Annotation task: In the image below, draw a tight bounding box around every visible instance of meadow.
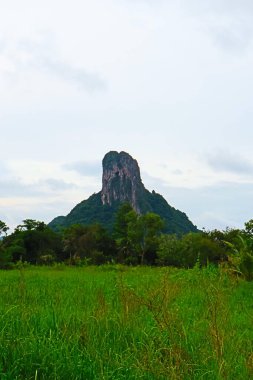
[0,265,253,379]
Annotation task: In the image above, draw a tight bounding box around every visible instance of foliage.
[224,235,253,281]
[63,223,116,265]
[157,232,227,268]
[114,204,164,264]
[113,202,134,260]
[180,232,227,267]
[0,242,12,269]
[48,188,198,235]
[157,234,182,266]
[0,221,11,268]
[15,219,47,232]
[4,219,63,264]
[202,220,253,281]
[2,216,253,274]
[48,193,123,232]
[0,220,9,237]
[127,212,165,264]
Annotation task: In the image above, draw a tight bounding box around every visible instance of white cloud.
[206,150,253,175]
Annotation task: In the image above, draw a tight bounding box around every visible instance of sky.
[1,0,253,231]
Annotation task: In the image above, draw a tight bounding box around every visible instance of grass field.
[0,265,253,379]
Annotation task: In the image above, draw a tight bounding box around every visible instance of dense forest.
[1,204,253,281]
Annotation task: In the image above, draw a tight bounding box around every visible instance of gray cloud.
[0,162,11,177]
[181,0,253,15]
[63,160,102,177]
[179,0,253,53]
[0,40,5,53]
[0,179,44,197]
[162,181,253,230]
[0,199,77,231]
[0,178,77,198]
[144,177,253,230]
[35,58,106,92]
[3,37,107,92]
[206,151,253,175]
[142,172,168,191]
[129,0,253,15]
[210,24,252,53]
[142,169,253,230]
[44,179,77,191]
[125,0,253,52]
[172,169,183,176]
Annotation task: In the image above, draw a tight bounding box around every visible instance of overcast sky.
[1,0,253,231]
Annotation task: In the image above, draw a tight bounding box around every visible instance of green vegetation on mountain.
[49,190,197,234]
[49,193,119,232]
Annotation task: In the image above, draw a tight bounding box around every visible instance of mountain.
[49,151,198,234]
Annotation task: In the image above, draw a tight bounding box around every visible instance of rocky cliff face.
[101,151,145,213]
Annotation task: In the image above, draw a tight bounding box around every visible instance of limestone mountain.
[101,151,145,213]
[49,151,198,234]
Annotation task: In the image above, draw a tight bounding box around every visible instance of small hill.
[49,151,198,234]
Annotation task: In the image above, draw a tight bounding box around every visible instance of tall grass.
[0,265,252,379]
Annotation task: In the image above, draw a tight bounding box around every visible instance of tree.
[5,220,62,264]
[113,203,137,262]
[114,205,164,264]
[0,220,9,237]
[157,234,181,266]
[0,221,11,268]
[224,234,253,281]
[244,219,253,236]
[63,223,116,264]
[179,232,227,268]
[128,212,164,265]
[62,224,87,263]
[15,219,46,232]
[0,242,12,269]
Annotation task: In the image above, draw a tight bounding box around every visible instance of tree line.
[1,204,253,280]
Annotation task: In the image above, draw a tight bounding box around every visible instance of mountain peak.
[101,151,144,212]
